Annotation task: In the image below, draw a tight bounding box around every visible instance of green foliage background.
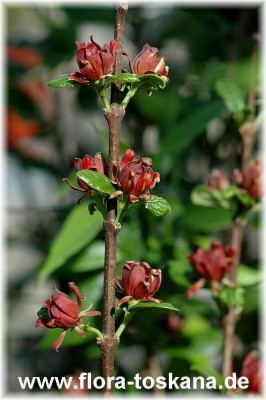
[7,4,260,395]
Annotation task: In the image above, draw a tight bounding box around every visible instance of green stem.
[121,86,138,109]
[98,88,111,112]
[115,309,133,338]
[80,324,103,340]
[115,199,131,226]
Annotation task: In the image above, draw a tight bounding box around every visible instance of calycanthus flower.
[111,149,160,203]
[69,36,118,84]
[186,242,236,298]
[125,44,169,82]
[36,282,101,352]
[240,350,262,393]
[234,159,262,200]
[63,152,108,203]
[116,261,163,307]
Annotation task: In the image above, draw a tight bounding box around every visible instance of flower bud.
[63,152,108,203]
[36,282,101,352]
[69,36,118,83]
[234,159,262,200]
[189,242,235,282]
[125,44,169,81]
[116,261,163,307]
[240,351,261,393]
[111,149,160,203]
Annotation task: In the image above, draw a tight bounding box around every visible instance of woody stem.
[222,34,259,380]
[99,3,128,397]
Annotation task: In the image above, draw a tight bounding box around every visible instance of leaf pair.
[76,169,171,218]
[48,73,166,92]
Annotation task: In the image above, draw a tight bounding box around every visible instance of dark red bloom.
[69,36,118,83]
[63,152,108,203]
[240,351,262,393]
[116,261,162,307]
[125,44,169,81]
[189,242,235,282]
[234,159,262,200]
[186,242,236,298]
[36,282,101,352]
[111,149,160,203]
[207,169,230,191]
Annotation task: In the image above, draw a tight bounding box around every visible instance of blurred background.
[6,3,261,395]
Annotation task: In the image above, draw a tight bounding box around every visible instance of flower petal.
[52,330,67,352]
[115,296,132,308]
[120,149,135,169]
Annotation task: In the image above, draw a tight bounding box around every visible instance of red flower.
[240,351,261,393]
[63,152,108,203]
[186,242,236,298]
[116,261,162,307]
[234,159,262,200]
[207,169,230,191]
[36,282,101,352]
[111,149,160,203]
[69,36,118,83]
[125,44,169,81]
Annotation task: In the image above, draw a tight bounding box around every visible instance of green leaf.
[38,205,103,283]
[191,185,230,208]
[77,170,115,195]
[236,192,256,207]
[156,100,225,167]
[37,306,49,320]
[68,241,105,273]
[181,204,234,232]
[137,73,167,90]
[222,184,239,199]
[48,74,78,88]
[237,264,261,287]
[104,73,140,87]
[217,287,245,312]
[215,80,245,115]
[144,195,171,217]
[128,301,179,313]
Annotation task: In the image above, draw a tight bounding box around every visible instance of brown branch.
[222,217,244,378]
[99,3,128,396]
[222,34,259,379]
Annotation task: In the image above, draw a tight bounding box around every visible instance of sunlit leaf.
[237,264,261,287]
[137,73,167,90]
[77,170,115,195]
[128,301,179,313]
[215,80,245,115]
[144,195,171,217]
[104,73,140,87]
[48,74,78,88]
[217,287,245,313]
[191,185,230,208]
